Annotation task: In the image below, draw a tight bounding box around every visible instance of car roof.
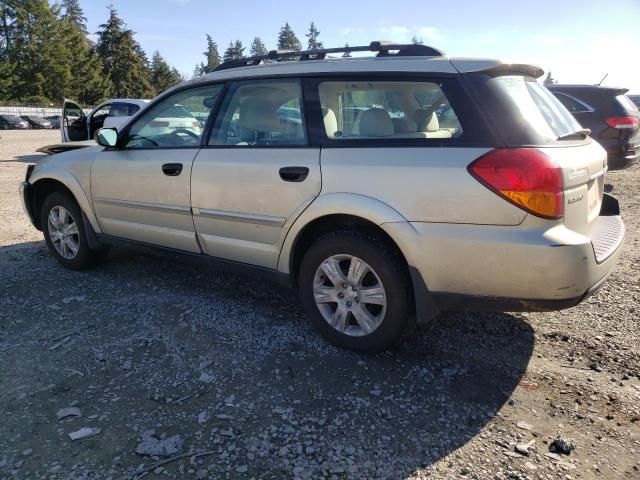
[548,84,629,94]
[176,55,538,87]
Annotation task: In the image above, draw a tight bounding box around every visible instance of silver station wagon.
[21,42,625,352]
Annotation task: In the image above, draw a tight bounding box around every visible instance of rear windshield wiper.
[557,128,591,140]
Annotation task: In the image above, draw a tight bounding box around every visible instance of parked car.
[548,85,640,169]
[20,115,52,129]
[46,115,62,129]
[0,114,29,129]
[61,98,150,143]
[20,42,625,352]
[628,95,640,108]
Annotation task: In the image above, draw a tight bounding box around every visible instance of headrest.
[358,108,394,137]
[322,107,338,138]
[392,116,418,134]
[413,109,440,132]
[239,97,281,132]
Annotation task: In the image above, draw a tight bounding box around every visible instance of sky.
[78,0,640,93]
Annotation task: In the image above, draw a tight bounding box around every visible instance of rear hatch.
[464,71,606,236]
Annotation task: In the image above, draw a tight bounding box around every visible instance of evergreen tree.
[342,42,352,58]
[59,14,110,105]
[9,0,72,103]
[204,34,220,70]
[0,55,14,101]
[192,61,206,78]
[150,50,182,95]
[223,39,244,62]
[543,71,556,85]
[305,22,322,50]
[250,36,267,56]
[0,0,16,57]
[411,36,423,45]
[95,6,152,98]
[61,0,88,34]
[277,22,301,51]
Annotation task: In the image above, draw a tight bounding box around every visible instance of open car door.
[62,99,88,142]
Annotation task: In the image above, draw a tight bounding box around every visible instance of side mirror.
[95,128,118,147]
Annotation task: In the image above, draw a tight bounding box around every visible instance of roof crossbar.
[210,41,445,72]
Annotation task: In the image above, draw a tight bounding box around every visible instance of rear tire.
[298,229,412,353]
[41,192,109,270]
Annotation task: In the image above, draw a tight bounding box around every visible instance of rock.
[122,360,132,370]
[135,430,183,457]
[516,421,533,431]
[369,389,382,396]
[197,411,209,424]
[21,448,33,457]
[57,407,82,420]
[549,436,575,455]
[279,446,289,456]
[196,468,208,479]
[68,427,101,441]
[589,362,603,372]
[199,373,214,384]
[515,440,535,456]
[236,465,248,473]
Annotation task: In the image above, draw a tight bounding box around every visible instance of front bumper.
[384,194,625,319]
[20,181,38,228]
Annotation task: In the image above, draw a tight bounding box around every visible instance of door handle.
[279,166,309,182]
[162,163,183,176]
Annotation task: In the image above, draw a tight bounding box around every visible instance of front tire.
[298,230,412,353]
[41,192,108,270]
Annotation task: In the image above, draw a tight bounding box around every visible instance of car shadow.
[0,153,47,163]
[0,242,534,478]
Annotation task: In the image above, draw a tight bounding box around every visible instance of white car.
[61,98,150,143]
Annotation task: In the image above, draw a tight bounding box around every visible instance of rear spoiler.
[482,64,545,79]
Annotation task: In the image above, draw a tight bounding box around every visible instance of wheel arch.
[29,173,100,233]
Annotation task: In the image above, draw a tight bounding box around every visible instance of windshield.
[493,76,582,140]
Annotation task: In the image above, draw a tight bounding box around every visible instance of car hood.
[36,140,96,155]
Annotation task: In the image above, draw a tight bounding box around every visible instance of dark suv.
[548,85,640,170]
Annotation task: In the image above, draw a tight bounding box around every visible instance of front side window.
[211,79,306,146]
[109,102,131,117]
[318,80,463,140]
[125,84,223,148]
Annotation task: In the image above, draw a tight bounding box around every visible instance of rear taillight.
[606,116,639,129]
[468,148,564,219]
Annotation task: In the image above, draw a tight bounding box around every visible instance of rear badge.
[568,194,584,204]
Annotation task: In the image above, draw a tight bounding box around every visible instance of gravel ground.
[0,130,638,480]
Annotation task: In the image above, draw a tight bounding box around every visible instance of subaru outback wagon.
[21,42,625,352]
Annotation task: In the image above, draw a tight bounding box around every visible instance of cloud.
[340,26,365,35]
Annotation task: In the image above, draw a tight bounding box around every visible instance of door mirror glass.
[95,128,118,147]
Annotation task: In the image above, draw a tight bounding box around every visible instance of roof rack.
[210,41,445,72]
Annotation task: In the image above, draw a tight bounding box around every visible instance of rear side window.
[553,92,592,113]
[494,76,581,140]
[318,81,462,140]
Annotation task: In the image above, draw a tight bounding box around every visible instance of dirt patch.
[1,131,639,479]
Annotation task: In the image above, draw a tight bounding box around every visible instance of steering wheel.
[170,128,200,142]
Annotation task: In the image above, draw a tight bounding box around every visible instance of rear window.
[493,76,581,140]
[616,94,639,113]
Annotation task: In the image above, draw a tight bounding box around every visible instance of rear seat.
[355,108,452,139]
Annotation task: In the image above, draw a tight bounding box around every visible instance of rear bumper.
[384,194,625,320]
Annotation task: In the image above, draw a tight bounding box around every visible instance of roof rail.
[209,41,445,73]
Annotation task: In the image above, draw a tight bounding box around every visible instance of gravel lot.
[0,130,638,480]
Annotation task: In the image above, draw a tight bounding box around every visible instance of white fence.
[0,105,92,117]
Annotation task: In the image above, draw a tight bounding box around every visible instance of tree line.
[0,0,330,106]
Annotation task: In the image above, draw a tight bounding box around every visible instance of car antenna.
[597,73,608,86]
